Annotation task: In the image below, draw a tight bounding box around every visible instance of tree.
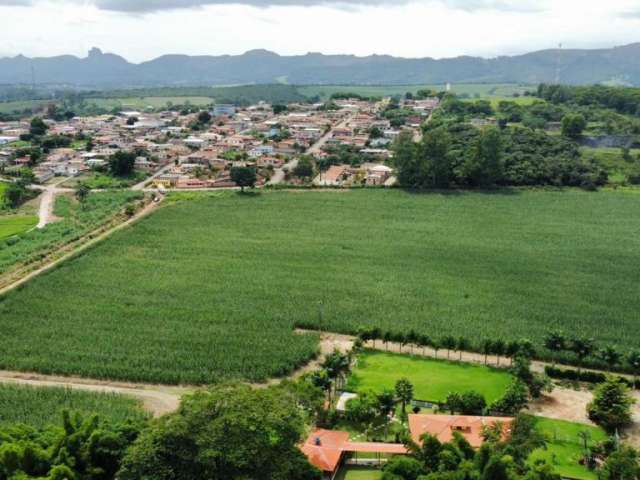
[587,378,635,433]
[493,339,506,366]
[392,131,420,188]
[119,384,321,480]
[292,157,314,179]
[442,335,456,360]
[4,182,27,208]
[377,389,396,417]
[30,117,48,136]
[570,337,596,374]
[598,346,622,372]
[75,184,90,207]
[197,111,212,125]
[108,151,136,177]
[627,350,640,384]
[126,116,138,126]
[598,446,640,480]
[490,380,529,414]
[482,339,494,365]
[505,341,520,366]
[395,378,414,416]
[230,166,257,192]
[382,455,423,480]
[464,127,503,187]
[419,127,452,188]
[383,331,393,351]
[447,391,487,415]
[561,113,587,140]
[86,137,94,152]
[273,104,288,115]
[445,392,464,414]
[345,389,380,424]
[457,337,471,361]
[543,331,566,367]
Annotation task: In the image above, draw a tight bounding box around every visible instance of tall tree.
[395,378,414,416]
[543,331,566,367]
[230,166,257,192]
[464,127,504,187]
[419,126,452,188]
[570,337,595,374]
[587,378,635,433]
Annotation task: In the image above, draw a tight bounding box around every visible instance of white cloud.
[0,0,638,62]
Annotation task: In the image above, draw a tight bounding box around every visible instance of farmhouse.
[408,414,514,448]
[302,415,511,478]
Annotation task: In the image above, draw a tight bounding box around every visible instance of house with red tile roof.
[408,414,513,448]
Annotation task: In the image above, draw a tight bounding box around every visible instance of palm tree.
[493,339,506,366]
[578,430,592,459]
[395,378,414,417]
[482,339,493,365]
[417,334,430,356]
[383,331,393,351]
[457,337,470,361]
[627,350,640,385]
[505,341,520,366]
[570,337,595,374]
[394,332,407,353]
[432,338,441,359]
[598,345,621,373]
[370,327,382,349]
[442,335,456,360]
[543,331,566,367]
[406,329,419,354]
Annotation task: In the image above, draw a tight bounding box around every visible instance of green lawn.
[0,215,38,240]
[335,466,383,480]
[0,384,148,428]
[529,417,607,480]
[0,189,639,384]
[346,350,512,403]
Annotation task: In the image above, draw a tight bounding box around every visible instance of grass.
[346,350,512,403]
[0,191,142,275]
[298,83,534,100]
[86,96,213,110]
[529,417,607,480]
[0,99,48,114]
[580,147,640,184]
[335,466,383,480]
[63,172,148,189]
[0,189,639,383]
[0,383,148,428]
[0,215,38,240]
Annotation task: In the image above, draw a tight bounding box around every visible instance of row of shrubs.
[544,366,640,389]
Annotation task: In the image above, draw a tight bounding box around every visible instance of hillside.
[2,44,640,88]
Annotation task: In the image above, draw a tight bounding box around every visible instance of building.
[408,415,514,449]
[213,104,236,116]
[301,429,408,480]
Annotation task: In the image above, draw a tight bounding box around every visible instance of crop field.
[86,96,214,110]
[529,417,606,480]
[0,189,639,384]
[0,190,142,275]
[299,83,534,100]
[0,384,148,428]
[346,350,512,403]
[0,215,38,240]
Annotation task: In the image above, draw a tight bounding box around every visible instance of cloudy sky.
[1,0,639,61]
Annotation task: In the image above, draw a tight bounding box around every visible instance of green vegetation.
[529,417,607,480]
[0,190,142,275]
[0,214,38,240]
[0,384,148,428]
[581,147,640,184]
[335,466,382,480]
[346,350,511,403]
[299,83,533,100]
[86,96,214,110]
[0,189,639,383]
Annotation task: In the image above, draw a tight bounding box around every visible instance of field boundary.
[0,197,160,296]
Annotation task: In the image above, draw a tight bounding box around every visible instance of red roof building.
[408,414,513,448]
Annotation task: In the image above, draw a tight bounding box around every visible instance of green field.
[0,189,639,384]
[335,466,382,480]
[0,384,148,428]
[0,99,48,114]
[299,83,533,100]
[0,191,142,275]
[86,96,214,110]
[346,350,511,403]
[0,215,38,240]
[581,147,640,184]
[529,417,607,480]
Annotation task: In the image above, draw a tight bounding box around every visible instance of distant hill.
[1,44,640,88]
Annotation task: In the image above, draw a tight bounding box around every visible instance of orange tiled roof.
[408,415,513,449]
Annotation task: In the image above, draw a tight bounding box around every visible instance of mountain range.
[1,44,640,88]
